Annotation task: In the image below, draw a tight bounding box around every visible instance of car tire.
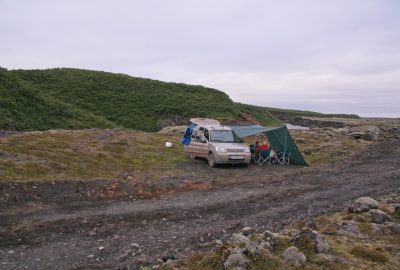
[208,153,216,167]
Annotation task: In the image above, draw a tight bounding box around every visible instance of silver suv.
[183,118,251,167]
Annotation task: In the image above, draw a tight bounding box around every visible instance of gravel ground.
[0,140,399,270]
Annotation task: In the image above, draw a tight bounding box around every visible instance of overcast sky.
[1,0,399,117]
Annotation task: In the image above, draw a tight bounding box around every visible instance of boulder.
[383,222,400,234]
[370,223,384,235]
[258,241,272,251]
[369,209,393,224]
[336,220,364,238]
[244,242,270,259]
[348,197,379,213]
[241,227,254,236]
[280,228,300,237]
[362,131,378,141]
[303,148,313,155]
[282,246,306,266]
[296,138,305,143]
[291,228,329,253]
[263,231,284,249]
[230,233,250,246]
[214,239,223,245]
[349,132,363,139]
[223,252,248,270]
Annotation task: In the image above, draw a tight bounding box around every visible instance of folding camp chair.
[277,151,291,165]
[282,151,291,165]
[268,149,282,165]
[254,149,269,165]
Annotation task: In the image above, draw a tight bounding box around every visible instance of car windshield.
[210,130,235,143]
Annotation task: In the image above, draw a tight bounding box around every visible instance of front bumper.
[213,152,251,164]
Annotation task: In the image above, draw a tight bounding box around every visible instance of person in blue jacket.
[181,123,196,145]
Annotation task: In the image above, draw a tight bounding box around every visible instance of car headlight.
[244,148,250,153]
[215,147,226,152]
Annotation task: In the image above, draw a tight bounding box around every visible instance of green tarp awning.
[229,125,308,166]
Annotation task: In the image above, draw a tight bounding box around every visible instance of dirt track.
[1,140,400,270]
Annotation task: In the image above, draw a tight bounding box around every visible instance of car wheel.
[208,153,216,167]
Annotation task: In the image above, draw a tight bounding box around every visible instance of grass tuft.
[350,245,388,263]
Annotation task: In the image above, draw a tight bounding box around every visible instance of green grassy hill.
[0,67,358,132]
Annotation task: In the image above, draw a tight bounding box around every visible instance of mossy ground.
[0,129,186,182]
[290,128,371,166]
[0,123,376,182]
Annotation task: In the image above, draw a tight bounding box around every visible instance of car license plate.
[229,155,244,160]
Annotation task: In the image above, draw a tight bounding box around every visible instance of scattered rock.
[303,148,313,155]
[282,246,306,266]
[230,233,250,246]
[215,239,223,245]
[130,254,152,265]
[263,230,285,250]
[281,228,300,237]
[369,209,393,224]
[161,254,176,262]
[291,228,329,253]
[337,220,364,238]
[244,242,270,259]
[350,132,362,139]
[223,252,248,270]
[348,197,379,213]
[362,131,378,141]
[349,132,363,139]
[304,217,317,230]
[296,138,305,143]
[370,223,384,235]
[241,227,254,236]
[383,222,400,234]
[258,241,272,251]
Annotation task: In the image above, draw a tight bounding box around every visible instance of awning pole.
[283,126,287,164]
[284,126,287,153]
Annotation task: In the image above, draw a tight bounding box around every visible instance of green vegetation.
[1,67,358,132]
[350,245,388,263]
[0,129,186,181]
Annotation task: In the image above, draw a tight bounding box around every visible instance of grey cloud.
[1,0,399,117]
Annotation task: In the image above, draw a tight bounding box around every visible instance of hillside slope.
[1,68,358,131]
[0,68,116,131]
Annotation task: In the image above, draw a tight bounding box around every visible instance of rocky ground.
[0,118,399,270]
[171,195,400,270]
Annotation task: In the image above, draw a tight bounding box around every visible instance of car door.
[184,127,197,157]
[198,128,210,158]
[185,128,208,158]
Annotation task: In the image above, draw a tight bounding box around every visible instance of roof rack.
[190,118,220,126]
